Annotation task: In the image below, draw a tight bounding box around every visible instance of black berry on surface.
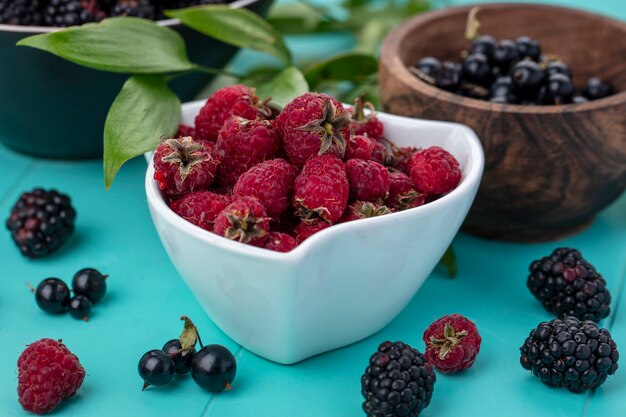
[6,188,76,258]
[191,344,237,392]
[515,36,541,61]
[72,268,107,304]
[68,295,91,321]
[361,341,435,417]
[582,77,614,100]
[527,247,611,322]
[34,278,70,314]
[520,317,619,393]
[163,339,196,374]
[139,350,175,390]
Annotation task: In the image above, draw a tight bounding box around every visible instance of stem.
[26,282,35,293]
[196,329,204,349]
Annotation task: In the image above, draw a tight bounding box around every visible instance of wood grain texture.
[380,3,626,241]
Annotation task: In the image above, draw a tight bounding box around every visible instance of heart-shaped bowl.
[145,100,484,364]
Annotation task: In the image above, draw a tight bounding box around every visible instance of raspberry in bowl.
[145,95,484,364]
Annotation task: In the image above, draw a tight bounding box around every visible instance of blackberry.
[462,53,492,86]
[527,248,611,322]
[0,0,44,25]
[6,188,77,258]
[43,0,98,27]
[361,341,435,417]
[111,0,156,19]
[582,77,614,101]
[520,317,619,393]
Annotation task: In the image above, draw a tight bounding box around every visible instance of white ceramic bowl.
[145,100,484,364]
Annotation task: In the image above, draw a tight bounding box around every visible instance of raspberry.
[387,146,417,174]
[264,231,297,252]
[292,155,349,224]
[408,146,461,196]
[520,317,619,393]
[17,338,85,414]
[340,201,391,223]
[194,85,271,142]
[361,341,435,417]
[345,134,376,160]
[345,159,390,202]
[349,95,384,141]
[176,124,195,138]
[6,188,77,258]
[527,248,611,322]
[277,93,351,167]
[384,171,425,211]
[213,196,271,246]
[169,191,232,231]
[215,117,280,186]
[233,159,297,219]
[294,219,331,244]
[422,314,482,374]
[153,137,219,197]
[370,141,388,164]
[0,0,44,25]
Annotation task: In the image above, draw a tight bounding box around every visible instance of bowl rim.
[380,2,626,114]
[0,0,260,33]
[145,100,485,263]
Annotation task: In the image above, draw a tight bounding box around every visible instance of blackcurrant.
[471,35,497,61]
[573,95,589,104]
[72,268,107,304]
[68,295,91,321]
[35,278,70,314]
[191,344,237,393]
[493,39,518,72]
[511,60,544,98]
[414,57,441,77]
[541,73,574,105]
[583,77,614,100]
[163,339,196,375]
[139,350,175,389]
[515,36,541,61]
[462,53,492,86]
[435,61,462,91]
[489,76,518,104]
[545,61,572,78]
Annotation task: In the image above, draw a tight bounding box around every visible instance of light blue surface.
[0,1,625,416]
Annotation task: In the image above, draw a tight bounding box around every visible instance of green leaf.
[166,6,292,65]
[255,67,309,109]
[304,52,378,88]
[267,3,322,34]
[104,75,180,189]
[18,17,193,74]
[438,246,457,278]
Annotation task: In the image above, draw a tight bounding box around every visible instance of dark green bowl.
[0,0,273,159]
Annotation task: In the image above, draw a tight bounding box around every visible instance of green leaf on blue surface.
[104,75,180,189]
[166,6,292,65]
[17,17,194,74]
[304,52,378,88]
[439,246,457,278]
[255,67,309,109]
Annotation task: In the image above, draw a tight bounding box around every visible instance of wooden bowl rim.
[0,0,260,33]
[381,2,626,114]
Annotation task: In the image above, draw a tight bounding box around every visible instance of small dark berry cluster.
[527,247,611,322]
[155,87,462,252]
[6,188,76,258]
[31,268,107,321]
[412,34,615,105]
[138,316,237,393]
[520,317,619,393]
[0,0,230,26]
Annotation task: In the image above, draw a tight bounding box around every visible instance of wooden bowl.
[0,0,272,159]
[379,3,626,242]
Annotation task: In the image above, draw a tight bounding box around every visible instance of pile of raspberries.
[0,0,231,26]
[154,85,462,253]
